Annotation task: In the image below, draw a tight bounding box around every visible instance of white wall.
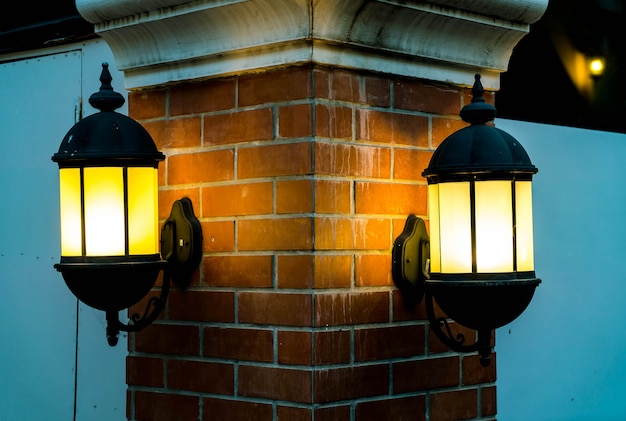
[496,119,626,420]
[0,39,127,421]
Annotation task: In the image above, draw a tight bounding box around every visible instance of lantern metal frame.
[392,74,541,366]
[52,63,202,346]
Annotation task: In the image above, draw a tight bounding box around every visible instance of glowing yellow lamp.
[423,77,538,284]
[392,74,540,365]
[59,166,159,257]
[52,63,203,347]
[427,179,535,276]
[52,63,166,314]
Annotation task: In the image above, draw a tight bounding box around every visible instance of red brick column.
[125,64,497,421]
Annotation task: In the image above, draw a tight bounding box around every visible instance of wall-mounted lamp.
[52,63,202,346]
[588,56,606,77]
[392,74,541,366]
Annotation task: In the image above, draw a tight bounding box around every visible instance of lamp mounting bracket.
[161,197,203,287]
[392,214,430,305]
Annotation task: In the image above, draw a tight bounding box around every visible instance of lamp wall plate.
[161,197,203,287]
[392,215,430,305]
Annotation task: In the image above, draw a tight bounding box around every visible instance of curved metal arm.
[105,269,171,346]
[425,291,493,366]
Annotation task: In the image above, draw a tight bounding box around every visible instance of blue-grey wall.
[497,119,626,420]
[0,39,127,421]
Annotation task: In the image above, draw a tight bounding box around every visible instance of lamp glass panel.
[515,181,535,271]
[475,180,513,272]
[59,168,82,256]
[438,182,472,273]
[127,167,159,255]
[83,167,125,256]
[428,184,441,273]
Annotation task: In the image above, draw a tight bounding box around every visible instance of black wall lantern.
[392,74,541,366]
[52,63,202,346]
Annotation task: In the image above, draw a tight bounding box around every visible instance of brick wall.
[125,64,497,421]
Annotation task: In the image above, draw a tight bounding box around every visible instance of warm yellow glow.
[438,182,472,273]
[589,57,605,76]
[59,168,82,256]
[550,32,594,99]
[127,167,159,254]
[428,185,441,273]
[515,181,535,271]
[475,181,513,272]
[84,167,125,256]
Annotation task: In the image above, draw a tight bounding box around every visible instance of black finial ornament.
[88,63,125,112]
[459,74,497,125]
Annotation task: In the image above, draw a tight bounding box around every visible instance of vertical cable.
[72,299,79,421]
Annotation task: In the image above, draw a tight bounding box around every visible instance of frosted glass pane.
[438,182,472,273]
[475,180,513,272]
[127,167,159,255]
[84,167,125,256]
[59,168,82,256]
[428,184,441,273]
[515,181,534,271]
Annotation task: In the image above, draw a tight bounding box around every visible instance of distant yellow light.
[589,57,605,76]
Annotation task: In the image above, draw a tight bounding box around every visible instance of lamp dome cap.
[422,74,537,181]
[52,63,164,167]
[52,112,164,166]
[422,124,537,180]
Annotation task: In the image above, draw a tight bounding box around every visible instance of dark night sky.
[497,0,626,133]
[0,1,93,55]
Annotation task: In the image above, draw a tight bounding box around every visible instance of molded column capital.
[76,0,548,89]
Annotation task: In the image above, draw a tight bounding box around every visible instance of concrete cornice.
[76,0,548,90]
